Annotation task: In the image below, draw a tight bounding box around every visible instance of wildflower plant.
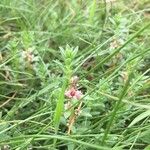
[53,45,81,133]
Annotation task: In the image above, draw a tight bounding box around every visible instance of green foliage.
[0,0,150,149]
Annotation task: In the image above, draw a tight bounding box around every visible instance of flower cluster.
[65,87,82,100]
[65,76,83,100]
[64,76,83,134]
[21,47,39,64]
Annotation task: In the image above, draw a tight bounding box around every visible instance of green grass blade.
[128,110,150,127]
[89,0,96,24]
[53,79,67,131]
[101,72,133,145]
[0,134,111,150]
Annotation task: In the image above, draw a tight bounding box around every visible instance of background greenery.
[0,0,150,149]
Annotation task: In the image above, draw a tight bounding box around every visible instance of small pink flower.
[65,87,83,100]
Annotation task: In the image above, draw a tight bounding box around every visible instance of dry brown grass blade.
[0,92,17,108]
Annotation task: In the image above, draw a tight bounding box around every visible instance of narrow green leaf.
[101,72,133,145]
[53,79,67,131]
[0,134,111,150]
[89,0,96,24]
[128,110,150,127]
[144,145,150,150]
